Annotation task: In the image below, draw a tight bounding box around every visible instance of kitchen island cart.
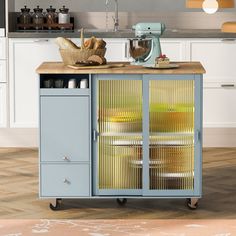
[36,62,205,210]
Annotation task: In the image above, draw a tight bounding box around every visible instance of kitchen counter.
[36,62,206,75]
[8,29,236,39]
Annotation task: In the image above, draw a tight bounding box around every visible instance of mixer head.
[132,22,166,37]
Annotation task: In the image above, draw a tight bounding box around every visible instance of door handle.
[125,42,130,58]
[93,129,99,142]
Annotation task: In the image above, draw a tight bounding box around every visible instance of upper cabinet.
[9,38,61,128]
[190,39,236,82]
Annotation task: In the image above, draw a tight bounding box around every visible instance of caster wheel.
[49,198,62,211]
[116,198,127,206]
[186,198,199,210]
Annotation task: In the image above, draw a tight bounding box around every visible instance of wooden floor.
[0,148,235,219]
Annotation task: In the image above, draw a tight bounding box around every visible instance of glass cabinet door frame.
[142,74,203,198]
[92,74,143,196]
[92,74,203,198]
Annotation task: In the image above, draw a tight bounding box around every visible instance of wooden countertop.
[36,62,206,75]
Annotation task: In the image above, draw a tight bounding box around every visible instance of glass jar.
[58,5,70,29]
[19,6,31,29]
[32,6,44,30]
[46,6,57,29]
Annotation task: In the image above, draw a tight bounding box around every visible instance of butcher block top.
[36,62,206,75]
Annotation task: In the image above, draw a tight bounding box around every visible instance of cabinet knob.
[63,178,70,184]
[63,156,70,161]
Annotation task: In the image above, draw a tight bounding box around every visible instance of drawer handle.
[63,178,71,184]
[63,156,71,161]
[33,39,49,43]
[221,39,236,42]
[221,84,235,88]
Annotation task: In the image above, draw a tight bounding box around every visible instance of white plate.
[144,64,180,69]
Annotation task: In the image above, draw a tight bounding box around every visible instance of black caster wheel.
[116,198,127,206]
[186,198,199,210]
[49,198,62,211]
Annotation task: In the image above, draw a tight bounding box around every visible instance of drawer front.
[41,164,90,197]
[203,84,236,127]
[0,38,6,59]
[40,96,90,162]
[0,60,6,82]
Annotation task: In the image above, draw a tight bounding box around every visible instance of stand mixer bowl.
[129,38,152,62]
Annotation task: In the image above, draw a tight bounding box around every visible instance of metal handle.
[63,156,71,161]
[93,130,99,142]
[196,130,201,142]
[33,39,49,43]
[125,42,130,58]
[221,38,236,42]
[221,84,235,88]
[63,178,70,184]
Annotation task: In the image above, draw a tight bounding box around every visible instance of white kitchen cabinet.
[0,60,6,82]
[0,38,6,59]
[0,83,7,127]
[190,39,236,128]
[161,39,189,61]
[9,38,61,128]
[104,38,130,62]
[203,82,236,128]
[190,39,236,82]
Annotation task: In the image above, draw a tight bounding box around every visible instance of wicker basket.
[59,48,106,65]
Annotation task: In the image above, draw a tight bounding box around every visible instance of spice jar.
[32,6,44,30]
[46,6,57,29]
[58,6,70,29]
[19,6,31,29]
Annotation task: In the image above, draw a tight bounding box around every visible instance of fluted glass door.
[149,80,195,191]
[97,79,143,194]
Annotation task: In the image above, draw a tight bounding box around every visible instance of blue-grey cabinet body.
[39,73,203,203]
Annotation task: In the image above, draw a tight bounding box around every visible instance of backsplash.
[14,0,236,12]
[66,12,236,30]
[10,0,236,30]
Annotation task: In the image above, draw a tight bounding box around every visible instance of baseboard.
[0,128,236,148]
[0,128,38,147]
[203,128,236,147]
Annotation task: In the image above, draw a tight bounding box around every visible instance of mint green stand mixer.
[129,23,166,65]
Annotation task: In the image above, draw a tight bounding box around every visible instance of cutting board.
[221,22,236,33]
[67,63,125,70]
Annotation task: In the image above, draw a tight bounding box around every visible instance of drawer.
[0,60,6,82]
[0,38,6,59]
[40,164,90,197]
[40,96,90,162]
[203,83,236,127]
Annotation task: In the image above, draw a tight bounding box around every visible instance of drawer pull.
[221,39,236,42]
[63,156,71,161]
[63,178,70,184]
[221,84,235,88]
[33,39,49,43]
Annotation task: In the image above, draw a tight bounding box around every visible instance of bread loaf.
[87,55,107,65]
[84,37,97,49]
[93,39,106,49]
[56,37,79,50]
